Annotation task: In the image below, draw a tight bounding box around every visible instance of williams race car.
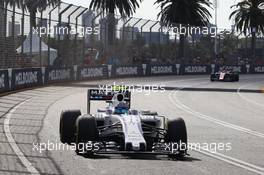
[59,88,188,158]
[210,70,239,82]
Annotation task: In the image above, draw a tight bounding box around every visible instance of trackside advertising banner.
[146,65,176,76]
[11,68,42,90]
[77,66,108,80]
[214,65,247,74]
[0,70,9,92]
[180,65,211,75]
[45,67,74,83]
[111,65,143,77]
[250,65,264,74]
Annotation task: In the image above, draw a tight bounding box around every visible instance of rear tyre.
[224,75,231,82]
[210,75,215,82]
[165,118,187,158]
[235,75,239,82]
[60,110,81,144]
[75,115,99,155]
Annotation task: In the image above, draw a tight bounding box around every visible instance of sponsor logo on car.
[219,72,226,80]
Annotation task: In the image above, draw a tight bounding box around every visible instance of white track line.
[192,146,264,175]
[168,83,264,174]
[237,82,264,109]
[169,87,264,138]
[4,99,40,175]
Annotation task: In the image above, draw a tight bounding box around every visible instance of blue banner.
[45,67,74,83]
[180,65,211,75]
[77,66,108,80]
[0,70,9,93]
[11,68,42,90]
[146,65,176,76]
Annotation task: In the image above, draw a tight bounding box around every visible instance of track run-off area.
[0,74,264,175]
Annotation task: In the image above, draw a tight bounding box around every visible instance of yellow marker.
[112,85,128,91]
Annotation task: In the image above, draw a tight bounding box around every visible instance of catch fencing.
[1,1,264,69]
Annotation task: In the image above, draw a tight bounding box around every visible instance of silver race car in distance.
[59,88,188,158]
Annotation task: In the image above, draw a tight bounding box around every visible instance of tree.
[0,0,23,37]
[229,0,264,64]
[1,0,60,29]
[0,0,22,9]
[89,0,142,45]
[221,32,238,62]
[24,0,60,27]
[155,0,212,61]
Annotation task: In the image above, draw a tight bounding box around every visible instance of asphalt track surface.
[0,75,264,175]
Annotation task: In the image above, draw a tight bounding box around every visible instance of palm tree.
[0,0,22,10]
[229,0,264,64]
[24,0,60,27]
[89,0,142,45]
[0,0,59,39]
[22,0,59,66]
[0,0,22,37]
[155,0,212,62]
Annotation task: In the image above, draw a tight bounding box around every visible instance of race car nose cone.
[125,142,146,151]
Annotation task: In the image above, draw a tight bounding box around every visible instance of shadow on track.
[78,153,201,162]
[55,83,264,94]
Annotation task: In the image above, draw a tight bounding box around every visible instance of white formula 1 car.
[211,69,239,82]
[59,88,188,158]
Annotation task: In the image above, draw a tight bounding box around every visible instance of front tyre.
[235,75,239,82]
[60,110,81,144]
[165,118,187,158]
[210,74,215,82]
[75,115,99,155]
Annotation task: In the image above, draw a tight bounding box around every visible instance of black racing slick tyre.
[60,110,81,144]
[224,75,231,82]
[75,115,99,155]
[165,118,187,143]
[165,118,187,157]
[210,75,215,82]
[235,75,239,82]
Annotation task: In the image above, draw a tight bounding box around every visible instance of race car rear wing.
[87,89,131,113]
